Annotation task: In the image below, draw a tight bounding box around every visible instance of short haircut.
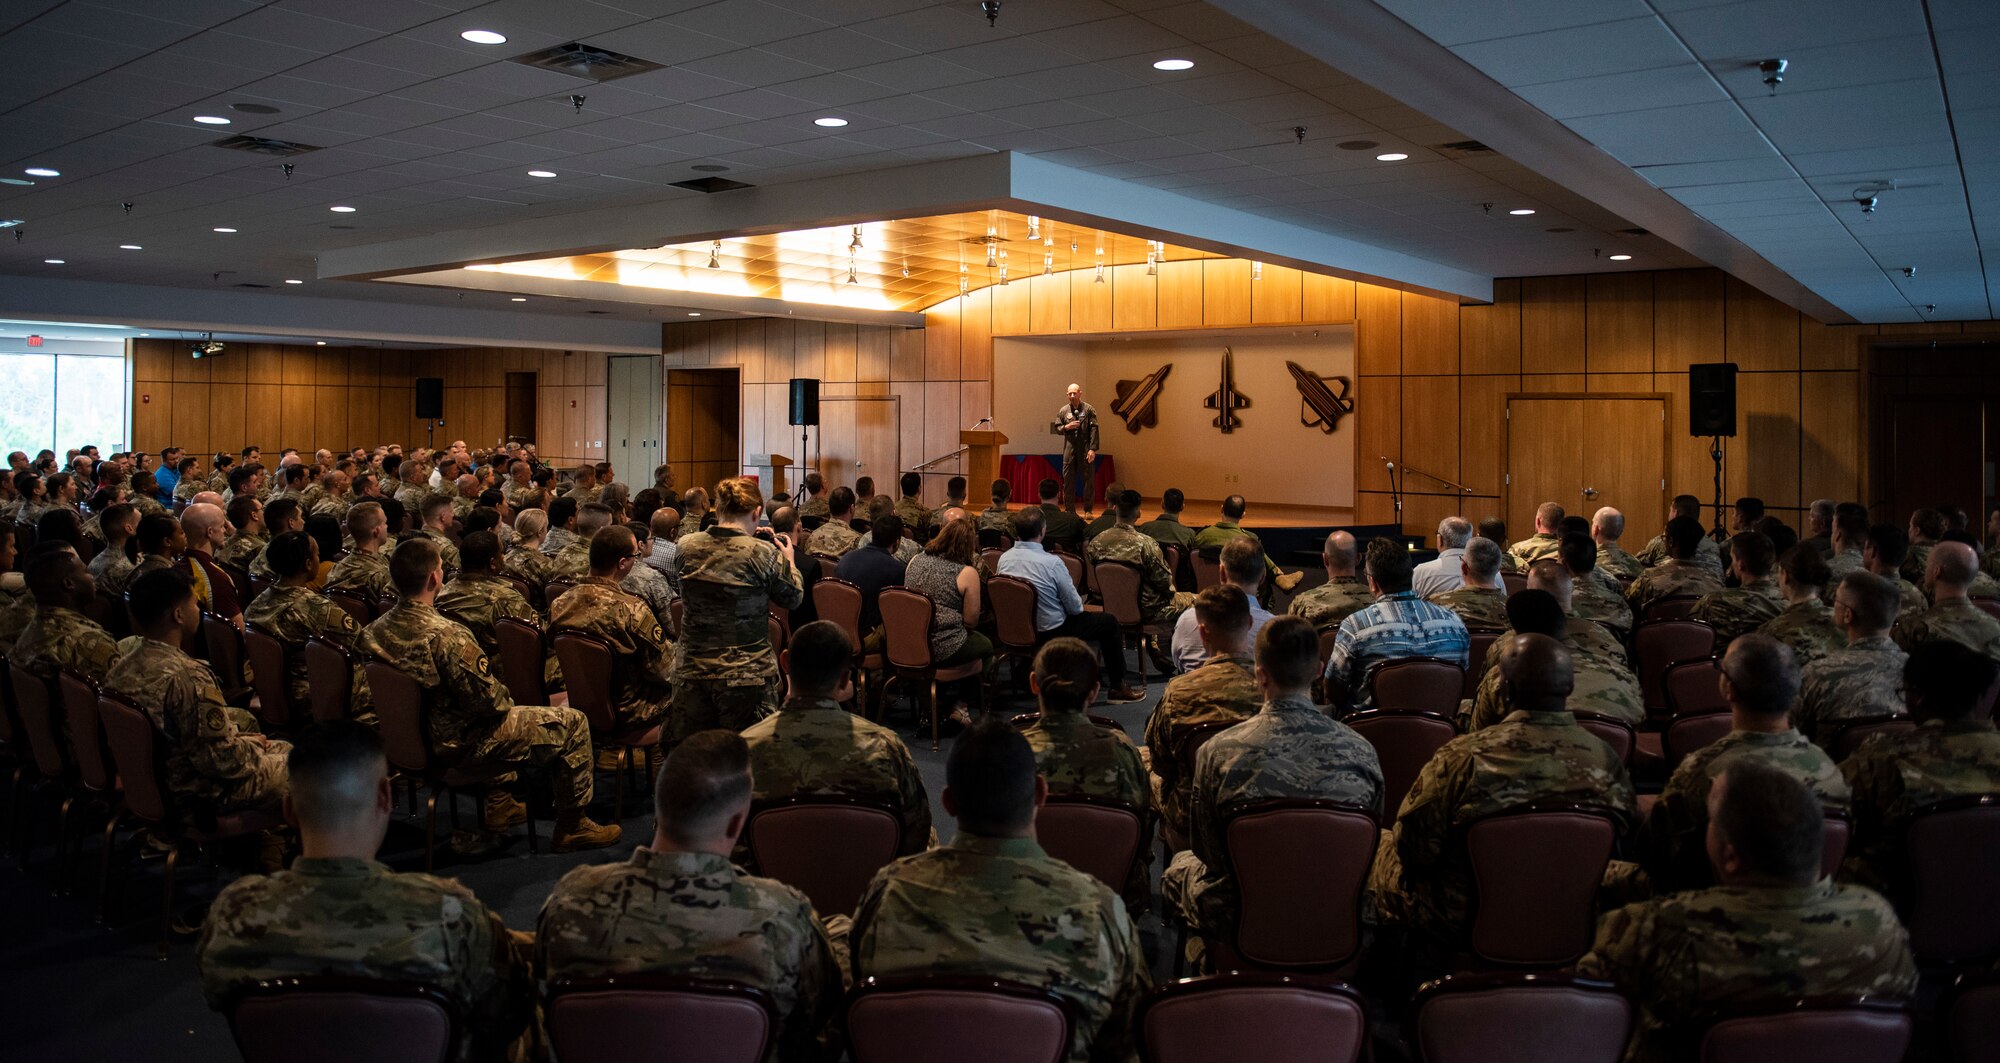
[946,475,966,499]
[347,500,385,540]
[768,506,796,534]
[1464,536,1503,580]
[1593,508,1626,539]
[589,525,636,573]
[788,620,854,696]
[1557,533,1597,575]
[128,568,194,628]
[1911,507,1944,541]
[646,508,675,540]
[459,530,501,572]
[828,486,855,516]
[1735,497,1765,522]
[1720,633,1798,718]
[576,501,615,535]
[1756,516,1798,558]
[1032,637,1100,711]
[265,530,313,579]
[803,471,824,494]
[24,549,84,606]
[1505,588,1565,636]
[1778,544,1830,590]
[1711,759,1822,885]
[1670,494,1701,520]
[1934,542,1979,587]
[870,513,903,549]
[1162,487,1184,513]
[1011,504,1046,542]
[899,472,921,496]
[1324,531,1357,570]
[547,495,579,529]
[945,718,1039,835]
[1037,477,1059,502]
[389,536,443,594]
[1115,489,1141,522]
[1729,531,1776,577]
[263,497,301,530]
[990,478,1010,504]
[1837,571,1899,632]
[1221,536,1265,584]
[225,494,260,530]
[1906,640,1999,721]
[137,513,180,553]
[654,730,752,846]
[1364,536,1413,592]
[1221,494,1247,520]
[1193,583,1252,635]
[464,506,500,536]
[1558,515,1592,539]
[854,476,874,498]
[1665,516,1706,559]
[1835,507,1870,545]
[99,502,136,538]
[416,494,451,523]
[286,720,387,827]
[1436,517,1473,550]
[1256,614,1321,689]
[306,515,343,562]
[1535,501,1565,528]
[1865,523,1907,566]
[1477,517,1507,544]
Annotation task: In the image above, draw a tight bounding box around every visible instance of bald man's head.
[182,502,226,547]
[1526,557,1573,612]
[1929,540,1978,592]
[1500,632,1573,711]
[191,490,224,509]
[1323,530,1357,575]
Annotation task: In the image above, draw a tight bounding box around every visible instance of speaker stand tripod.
[1708,435,1725,540]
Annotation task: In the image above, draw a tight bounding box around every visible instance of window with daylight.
[0,339,129,457]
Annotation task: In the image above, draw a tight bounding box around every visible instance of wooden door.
[1888,397,1982,528]
[666,368,740,494]
[1506,393,1667,541]
[816,396,899,493]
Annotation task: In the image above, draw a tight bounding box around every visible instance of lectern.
[961,430,1008,507]
[751,453,793,498]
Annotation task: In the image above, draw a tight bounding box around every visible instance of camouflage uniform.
[1889,575,1927,621]
[1823,550,1867,597]
[1086,523,1194,624]
[0,579,36,645]
[547,539,591,583]
[11,605,117,683]
[501,545,559,607]
[311,493,353,523]
[297,483,325,515]
[797,495,830,521]
[79,511,106,548]
[1507,532,1562,569]
[132,495,166,519]
[1624,559,1723,617]
[354,601,593,811]
[852,833,1151,1063]
[1571,570,1634,637]
[1839,718,2000,902]
[172,477,203,503]
[537,847,840,1063]
[550,577,674,730]
[1023,707,1153,910]
[1462,648,1643,729]
[243,585,370,718]
[741,694,932,856]
[540,527,579,557]
[1289,576,1374,633]
[1163,697,1383,942]
[393,481,428,517]
[1900,542,1934,586]
[669,527,804,743]
[1426,586,1510,632]
[198,857,530,1063]
[1144,653,1258,842]
[1577,880,1917,1063]
[1891,595,2000,663]
[1596,543,1643,581]
[1636,531,1723,577]
[87,547,136,598]
[892,496,928,539]
[1689,578,1784,646]
[414,529,461,581]
[1645,728,1849,891]
[621,559,674,621]
[1757,598,1846,668]
[891,536,921,564]
[975,505,1012,537]
[1190,518,1280,580]
[102,637,289,817]
[806,520,862,558]
[1474,617,1629,679]
[1370,709,1636,940]
[434,572,537,657]
[1792,635,1906,742]
[323,547,393,603]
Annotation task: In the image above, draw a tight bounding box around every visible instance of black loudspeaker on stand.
[1688,362,1737,539]
[788,377,819,503]
[415,377,444,448]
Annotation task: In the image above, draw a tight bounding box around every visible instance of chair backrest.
[1346,710,1456,822]
[1175,719,1240,784]
[546,976,774,1063]
[1191,547,1222,590]
[1663,710,1735,769]
[1161,543,1184,585]
[1904,793,2000,962]
[14,520,35,553]
[1463,630,1502,700]
[1055,550,1086,596]
[493,617,547,705]
[878,587,937,672]
[545,578,578,605]
[248,572,273,605]
[57,668,113,792]
[364,660,431,774]
[1222,800,1378,969]
[1034,795,1144,897]
[242,624,298,731]
[1572,712,1636,764]
[1368,657,1465,715]
[847,976,1071,1063]
[1943,972,2000,1063]
[812,578,865,647]
[986,575,1041,652]
[495,571,536,608]
[219,562,253,603]
[303,637,355,724]
[668,596,685,641]
[228,977,458,1063]
[8,662,70,777]
[327,591,372,626]
[98,690,171,825]
[1633,621,1716,716]
[1139,975,1368,1063]
[1973,598,2000,622]
[1412,973,1633,1063]
[89,589,129,638]
[1465,804,1621,966]
[1094,561,1144,626]
[1644,594,1705,622]
[978,546,1004,573]
[745,796,902,916]
[1825,715,1916,761]
[1500,570,1529,597]
[550,631,617,732]
[201,613,248,690]
[1822,810,1851,882]
[1663,656,1727,718]
[1699,1000,1911,1063]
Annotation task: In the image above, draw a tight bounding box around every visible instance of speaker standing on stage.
[1051,383,1100,514]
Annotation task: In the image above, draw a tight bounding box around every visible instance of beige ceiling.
[465,208,1223,313]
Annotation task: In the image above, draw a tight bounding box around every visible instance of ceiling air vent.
[670,176,753,193]
[512,42,664,82]
[233,283,270,289]
[211,134,321,156]
[1432,140,1493,158]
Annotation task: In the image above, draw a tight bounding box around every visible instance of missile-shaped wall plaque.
[1285,360,1355,433]
[1111,363,1172,434]
[1204,347,1250,434]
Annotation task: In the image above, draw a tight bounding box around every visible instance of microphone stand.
[1380,456,1403,534]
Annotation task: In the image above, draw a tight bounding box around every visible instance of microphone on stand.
[1380,455,1395,470]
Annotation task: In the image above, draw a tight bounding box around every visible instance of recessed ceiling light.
[1508,208,1536,216]
[1375,153,1408,162]
[460,29,506,44]
[284,278,303,284]
[193,115,231,125]
[329,205,356,213]
[24,167,59,177]
[510,297,527,302]
[687,312,702,317]
[232,103,280,115]
[213,227,237,233]
[0,178,32,186]
[1153,58,1194,71]
[1335,140,1379,151]
[315,340,326,346]
[526,170,557,178]
[813,116,848,127]
[119,244,142,250]
[1608,254,1633,261]
[43,259,63,264]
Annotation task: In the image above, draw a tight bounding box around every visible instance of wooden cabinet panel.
[1111,264,1156,331]
[1303,273,1356,321]
[1250,263,1303,324]
[1521,275,1587,374]
[1157,259,1204,330]
[1460,278,1521,375]
[1402,292,1459,375]
[1357,282,1402,375]
[1586,272,1654,373]
[1203,259,1251,327]
[1071,266,1113,332]
[1029,272,1069,333]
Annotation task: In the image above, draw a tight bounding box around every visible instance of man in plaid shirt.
[1324,537,1469,713]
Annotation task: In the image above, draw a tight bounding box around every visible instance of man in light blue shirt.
[997,506,1144,703]
[1412,516,1503,600]
[1326,538,1470,714]
[1169,537,1272,674]
[154,446,184,505]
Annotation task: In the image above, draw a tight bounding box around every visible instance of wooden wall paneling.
[991,279,1031,336]
[208,388,246,457]
[1733,371,1803,508]
[584,385,608,457]
[894,325,932,382]
[1402,375,1460,482]
[1401,292,1459,375]
[1071,265,1113,331]
[1030,272,1069,333]
[1250,263,1303,324]
[1653,269,1725,377]
[1585,272,1654,373]
[207,346,247,385]
[1203,259,1252,327]
[245,344,283,386]
[1801,372,1860,505]
[1458,376,1514,497]
[1156,259,1204,330]
[1588,373,1652,392]
[281,345,316,387]
[315,348,349,388]
[961,379,992,434]
[1111,263,1157,331]
[1403,494,1468,548]
[922,380,961,491]
[244,384,282,453]
[134,339,174,382]
[926,296,963,380]
[168,382,210,458]
[1355,492,1397,524]
[857,324,891,383]
[1521,275,1588,374]
[1802,320,1871,372]
[1356,282,1402,375]
[1724,276,1801,372]
[133,385,170,451]
[280,386,315,451]
[1459,278,1522,375]
[891,382,925,478]
[822,322,856,383]
[1302,273,1356,322]
[788,319,822,382]
[584,349,607,387]
[1356,376,1401,493]
[347,387,379,450]
[739,378,766,472]
[314,385,346,450]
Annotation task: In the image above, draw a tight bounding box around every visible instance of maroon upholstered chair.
[247,572,272,605]
[227,976,458,1063]
[57,668,117,905]
[1190,547,1222,591]
[986,575,1042,673]
[1054,550,1087,597]
[495,571,536,610]
[202,613,251,704]
[1095,560,1168,685]
[668,596,684,641]
[218,562,253,604]
[88,589,129,638]
[978,547,1004,574]
[1823,715,1916,761]
[1698,998,1911,1063]
[1662,656,1727,718]
[493,617,550,706]
[365,660,535,872]
[303,636,356,724]
[1346,710,1456,823]
[846,976,1072,1063]
[1642,594,1704,622]
[1411,972,1632,1063]
[550,631,660,822]
[546,976,773,1063]
[1034,794,1145,902]
[879,587,986,751]
[544,578,579,606]
[1904,793,2000,963]
[1821,809,1851,882]
[7,662,74,874]
[1368,658,1466,716]
[1943,971,2000,1063]
[1663,710,1735,769]
[1139,974,1368,1063]
[1209,799,1377,973]
[326,591,373,626]
[1159,719,1240,856]
[812,578,882,710]
[1500,571,1529,597]
[1633,622,1716,718]
[243,624,301,732]
[744,795,901,916]
[1973,598,2000,622]
[1462,630,1503,701]
[1464,803,1623,967]
[1572,712,1636,764]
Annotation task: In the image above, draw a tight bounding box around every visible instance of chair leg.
[158,846,179,961]
[423,791,439,874]
[1134,630,1146,687]
[612,748,626,824]
[97,814,120,925]
[55,793,76,894]
[929,678,941,753]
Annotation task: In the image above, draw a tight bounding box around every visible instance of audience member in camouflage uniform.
[1507,502,1565,569]
[214,497,266,571]
[1472,562,1630,680]
[1626,516,1723,617]
[1289,530,1373,633]
[1021,637,1153,911]
[413,495,461,581]
[1646,635,1848,892]
[1146,586,1260,845]
[433,531,537,658]
[501,508,560,608]
[806,487,863,558]
[1579,760,1916,1063]
[976,478,1014,539]
[620,519,675,622]
[538,730,841,1063]
[741,622,931,858]
[87,502,138,597]
[551,525,675,732]
[1856,523,1927,620]
[323,501,394,603]
[244,532,370,720]
[1901,507,1942,586]
[310,469,353,523]
[548,501,613,582]
[1635,495,1724,577]
[1189,494,1300,593]
[1757,545,1844,667]
[852,720,1151,1063]
[539,495,581,558]
[1461,590,1642,730]
[249,498,305,583]
[1562,532,1634,639]
[197,722,531,1063]
[794,471,830,523]
[1691,531,1784,646]
[1893,541,2000,662]
[889,472,928,540]
[1795,572,1908,743]
[103,569,289,818]
[354,537,617,852]
[671,478,804,744]
[1165,617,1383,963]
[1373,633,1637,942]
[1086,490,1194,627]
[675,487,709,543]
[12,550,116,688]
[1426,536,1510,631]
[1591,506,1645,581]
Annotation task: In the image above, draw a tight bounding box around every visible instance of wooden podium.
[751,453,793,497]
[961,430,1008,507]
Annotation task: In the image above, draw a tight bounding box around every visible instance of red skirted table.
[1001,454,1116,510]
